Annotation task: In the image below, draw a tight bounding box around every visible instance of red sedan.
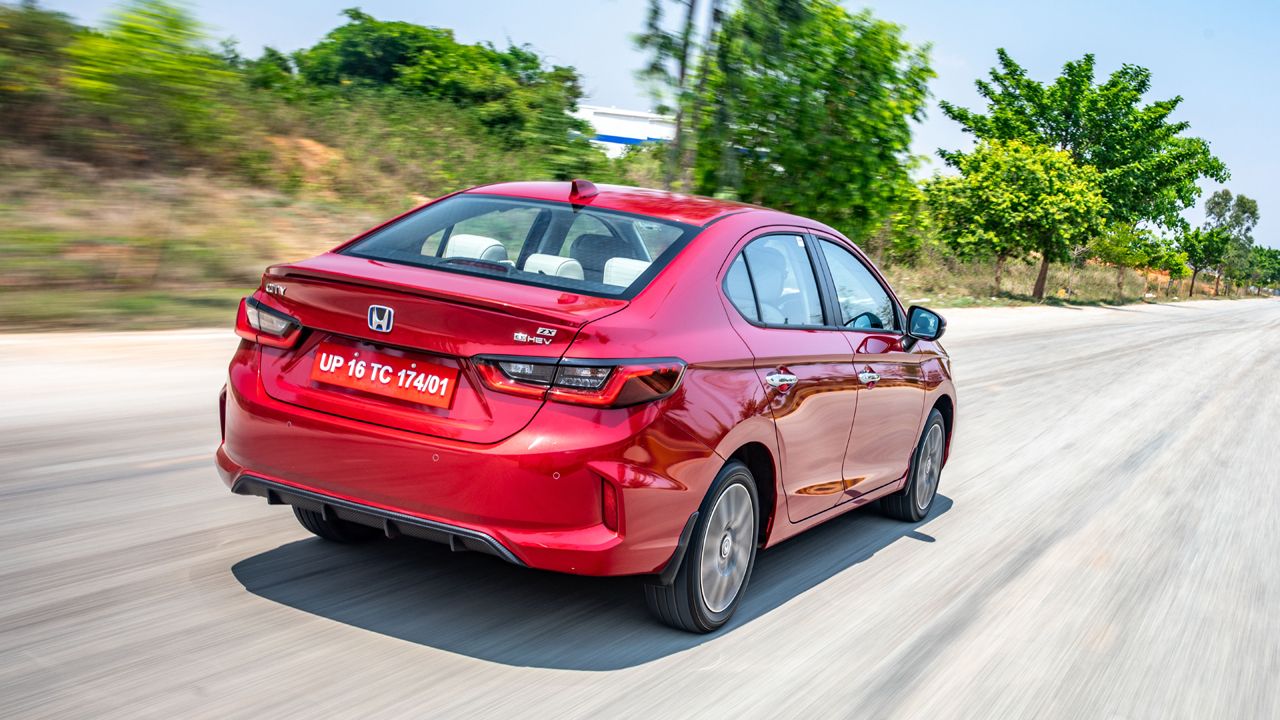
[217,180,956,632]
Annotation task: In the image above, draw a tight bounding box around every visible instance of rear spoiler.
[266,254,629,328]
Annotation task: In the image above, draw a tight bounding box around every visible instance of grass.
[882,255,1221,308]
[0,147,391,330]
[0,287,250,331]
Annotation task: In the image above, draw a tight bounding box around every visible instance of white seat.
[523,253,584,280]
[442,233,508,263]
[602,257,651,287]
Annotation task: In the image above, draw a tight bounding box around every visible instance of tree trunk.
[1032,254,1051,300]
[1214,266,1222,296]
[1189,269,1199,296]
[663,0,699,190]
[994,255,1005,294]
[677,0,722,190]
[1064,244,1087,298]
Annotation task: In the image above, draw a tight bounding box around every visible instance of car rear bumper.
[230,475,524,564]
[216,342,720,576]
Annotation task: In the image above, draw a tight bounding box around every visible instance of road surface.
[2,298,1278,719]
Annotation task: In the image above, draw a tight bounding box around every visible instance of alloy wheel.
[699,483,755,613]
[914,423,944,512]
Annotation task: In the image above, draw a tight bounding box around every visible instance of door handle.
[765,373,798,390]
[858,371,881,385]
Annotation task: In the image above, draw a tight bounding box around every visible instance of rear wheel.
[880,409,946,522]
[293,506,382,543]
[644,460,759,633]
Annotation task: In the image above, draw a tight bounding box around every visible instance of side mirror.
[906,305,946,342]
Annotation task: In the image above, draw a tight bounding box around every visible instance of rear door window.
[736,235,825,326]
[724,255,759,322]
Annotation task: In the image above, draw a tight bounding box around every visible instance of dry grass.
[0,147,392,291]
[883,257,1218,307]
[0,148,403,329]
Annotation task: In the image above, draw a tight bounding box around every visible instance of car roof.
[463,181,766,227]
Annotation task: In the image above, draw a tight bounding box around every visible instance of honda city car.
[216,180,956,632]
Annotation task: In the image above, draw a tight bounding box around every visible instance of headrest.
[602,257,651,288]
[523,253,585,280]
[443,234,508,262]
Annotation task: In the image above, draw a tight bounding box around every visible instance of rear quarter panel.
[570,213,788,540]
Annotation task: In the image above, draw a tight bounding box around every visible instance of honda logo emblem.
[367,305,394,333]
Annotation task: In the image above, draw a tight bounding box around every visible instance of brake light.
[474,357,685,407]
[235,296,301,348]
[473,359,551,399]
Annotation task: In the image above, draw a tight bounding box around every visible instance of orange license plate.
[310,342,459,409]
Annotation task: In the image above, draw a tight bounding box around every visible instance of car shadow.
[232,495,952,671]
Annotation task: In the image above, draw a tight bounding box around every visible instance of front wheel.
[644,460,759,633]
[880,408,947,522]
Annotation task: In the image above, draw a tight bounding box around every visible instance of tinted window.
[452,206,541,259]
[819,240,897,331]
[562,214,613,254]
[342,195,697,297]
[741,235,824,326]
[635,220,684,259]
[724,255,759,322]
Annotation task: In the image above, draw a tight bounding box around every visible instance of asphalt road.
[3,297,1278,719]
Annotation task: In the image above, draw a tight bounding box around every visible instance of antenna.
[569,179,599,202]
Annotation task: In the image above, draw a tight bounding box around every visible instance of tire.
[644,460,759,633]
[293,506,382,543]
[880,408,947,522]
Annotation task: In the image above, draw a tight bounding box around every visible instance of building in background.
[572,105,674,158]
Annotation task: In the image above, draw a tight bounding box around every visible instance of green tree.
[64,0,236,165]
[1176,227,1229,296]
[1153,243,1190,296]
[1092,224,1159,300]
[0,1,81,143]
[293,8,599,162]
[244,46,293,90]
[1203,189,1259,296]
[927,140,1108,299]
[293,8,449,86]
[1246,245,1280,294]
[939,50,1228,231]
[692,0,932,241]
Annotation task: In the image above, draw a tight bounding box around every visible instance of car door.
[722,231,860,522]
[813,237,928,500]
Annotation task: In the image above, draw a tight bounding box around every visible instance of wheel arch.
[930,393,955,464]
[726,441,777,547]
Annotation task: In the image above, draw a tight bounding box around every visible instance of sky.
[45,0,1280,247]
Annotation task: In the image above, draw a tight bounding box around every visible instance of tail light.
[474,356,685,408]
[235,296,301,348]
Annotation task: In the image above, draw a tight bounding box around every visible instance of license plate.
[309,341,458,409]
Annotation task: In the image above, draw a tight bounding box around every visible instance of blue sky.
[47,0,1279,246]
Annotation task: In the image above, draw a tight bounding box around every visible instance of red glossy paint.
[216,181,957,579]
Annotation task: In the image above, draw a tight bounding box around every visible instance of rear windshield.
[341,195,700,298]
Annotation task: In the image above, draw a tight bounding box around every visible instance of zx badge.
[514,327,557,345]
